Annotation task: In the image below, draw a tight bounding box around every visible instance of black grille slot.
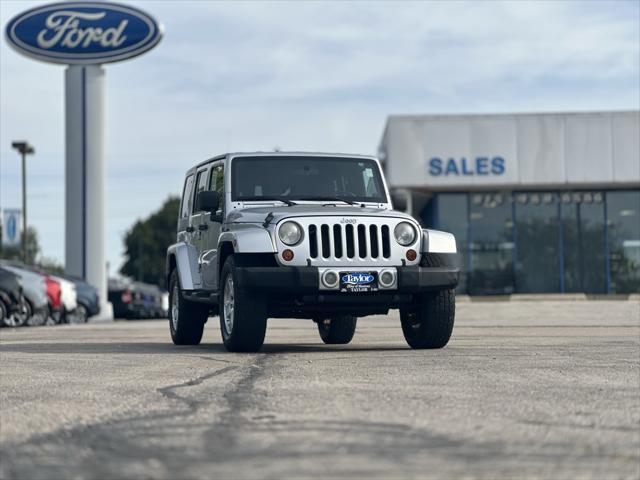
[357,224,367,258]
[321,224,331,258]
[381,225,391,258]
[309,225,318,258]
[345,224,355,258]
[369,225,379,258]
[333,224,343,258]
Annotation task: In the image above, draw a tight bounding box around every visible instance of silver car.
[0,263,48,326]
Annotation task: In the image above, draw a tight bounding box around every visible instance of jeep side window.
[180,174,195,218]
[192,169,209,213]
[209,165,224,197]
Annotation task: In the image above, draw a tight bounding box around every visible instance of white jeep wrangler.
[166,153,459,352]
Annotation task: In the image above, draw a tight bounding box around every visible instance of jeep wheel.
[400,253,456,349]
[400,289,455,349]
[169,269,208,345]
[219,256,267,352]
[317,315,357,344]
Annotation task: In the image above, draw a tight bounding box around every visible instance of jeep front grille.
[308,223,391,260]
[275,216,421,267]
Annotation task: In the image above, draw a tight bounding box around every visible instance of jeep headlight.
[279,221,303,246]
[394,222,417,246]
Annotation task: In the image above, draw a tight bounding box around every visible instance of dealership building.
[379,111,640,295]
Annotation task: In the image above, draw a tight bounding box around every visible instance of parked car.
[48,275,78,323]
[166,152,459,352]
[0,263,48,326]
[0,267,26,327]
[131,282,153,318]
[108,278,167,319]
[135,283,168,318]
[108,278,135,319]
[43,275,63,324]
[57,274,100,322]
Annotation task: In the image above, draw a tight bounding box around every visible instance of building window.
[561,192,606,293]
[415,188,636,296]
[514,192,561,293]
[468,192,514,295]
[607,190,640,293]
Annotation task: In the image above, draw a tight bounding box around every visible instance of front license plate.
[339,271,378,293]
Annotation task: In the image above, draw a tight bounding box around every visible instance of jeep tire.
[400,254,455,349]
[169,269,208,345]
[219,256,267,352]
[317,315,357,344]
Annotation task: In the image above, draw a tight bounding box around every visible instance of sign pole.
[65,65,109,318]
[21,149,27,262]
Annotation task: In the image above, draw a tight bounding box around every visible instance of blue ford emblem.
[341,273,375,285]
[5,2,163,64]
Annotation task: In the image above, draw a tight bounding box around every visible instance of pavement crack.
[202,354,272,454]
[157,365,239,414]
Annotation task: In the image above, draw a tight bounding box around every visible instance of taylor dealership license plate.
[339,272,378,293]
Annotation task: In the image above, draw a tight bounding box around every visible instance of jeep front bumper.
[234,266,459,294]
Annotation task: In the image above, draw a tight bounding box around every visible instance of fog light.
[406,249,417,261]
[379,270,395,287]
[282,249,294,261]
[322,270,339,288]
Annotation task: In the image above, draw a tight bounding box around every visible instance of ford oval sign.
[5,2,162,64]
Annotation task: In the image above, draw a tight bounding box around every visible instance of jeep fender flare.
[166,242,201,291]
[216,228,276,274]
[421,229,457,254]
[218,228,276,254]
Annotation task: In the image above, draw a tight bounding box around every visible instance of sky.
[1,0,639,276]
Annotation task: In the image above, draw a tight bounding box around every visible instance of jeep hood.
[226,205,417,225]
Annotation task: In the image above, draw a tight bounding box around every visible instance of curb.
[456,294,640,302]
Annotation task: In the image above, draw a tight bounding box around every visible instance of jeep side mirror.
[196,191,220,213]
[391,192,408,211]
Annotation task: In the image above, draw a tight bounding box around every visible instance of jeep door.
[200,162,224,290]
[190,166,211,287]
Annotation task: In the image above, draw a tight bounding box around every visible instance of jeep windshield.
[232,156,388,204]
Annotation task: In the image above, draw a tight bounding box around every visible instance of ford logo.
[341,273,375,285]
[5,2,163,65]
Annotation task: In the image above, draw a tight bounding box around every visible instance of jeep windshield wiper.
[297,196,357,205]
[244,197,297,206]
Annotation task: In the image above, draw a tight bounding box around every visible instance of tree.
[0,226,40,264]
[38,256,65,275]
[120,196,180,288]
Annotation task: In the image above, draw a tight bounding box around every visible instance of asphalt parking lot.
[1,300,639,480]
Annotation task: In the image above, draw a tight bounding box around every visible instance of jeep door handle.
[186,226,195,233]
[198,224,208,231]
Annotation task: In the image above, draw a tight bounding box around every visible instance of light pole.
[11,141,35,263]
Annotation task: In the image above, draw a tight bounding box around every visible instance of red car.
[44,276,62,323]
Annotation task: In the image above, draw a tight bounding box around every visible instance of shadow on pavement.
[0,342,411,355]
